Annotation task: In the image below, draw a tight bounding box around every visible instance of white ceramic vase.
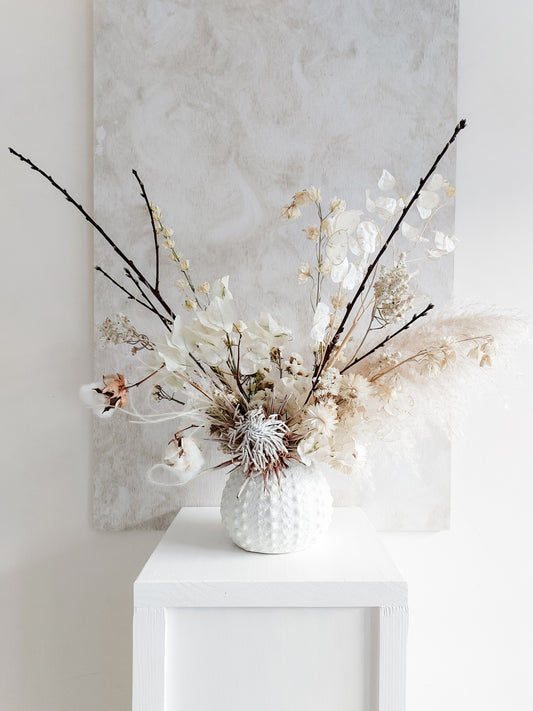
[220,461,333,554]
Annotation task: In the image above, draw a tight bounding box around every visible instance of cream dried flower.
[418,341,457,376]
[330,196,346,212]
[150,203,162,222]
[175,279,187,290]
[331,293,348,310]
[318,259,331,276]
[179,259,190,272]
[298,262,311,283]
[281,204,302,220]
[293,186,320,206]
[317,367,341,396]
[304,401,338,437]
[321,216,334,237]
[303,226,320,241]
[339,373,375,404]
[198,281,210,294]
[284,353,309,378]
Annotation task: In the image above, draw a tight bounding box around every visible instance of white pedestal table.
[133,507,407,711]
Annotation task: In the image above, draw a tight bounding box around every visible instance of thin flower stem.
[316,202,324,309]
[309,119,466,394]
[132,169,160,291]
[349,305,377,360]
[8,147,176,321]
[329,272,379,368]
[126,364,165,389]
[225,334,249,402]
[341,303,434,373]
[168,244,203,308]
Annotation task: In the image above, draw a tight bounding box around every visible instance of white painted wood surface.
[133,507,408,711]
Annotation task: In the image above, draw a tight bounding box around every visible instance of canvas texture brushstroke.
[93,0,458,530]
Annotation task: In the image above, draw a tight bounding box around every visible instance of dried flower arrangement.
[8,121,526,492]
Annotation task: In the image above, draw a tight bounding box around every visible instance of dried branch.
[340,303,434,373]
[132,169,160,291]
[8,147,176,321]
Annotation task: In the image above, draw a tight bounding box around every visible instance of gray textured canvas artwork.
[93,0,458,531]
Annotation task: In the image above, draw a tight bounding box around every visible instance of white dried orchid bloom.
[185,321,227,367]
[378,169,396,192]
[330,258,359,291]
[196,295,235,333]
[416,190,440,219]
[365,189,376,213]
[355,220,379,254]
[248,312,292,348]
[426,231,459,259]
[239,340,271,375]
[374,195,399,219]
[311,302,331,343]
[297,431,330,467]
[158,315,189,373]
[326,210,361,262]
[401,222,428,243]
[210,275,233,301]
[331,209,361,236]
[426,173,451,192]
[325,230,348,264]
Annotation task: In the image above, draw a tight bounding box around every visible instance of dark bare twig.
[8,147,176,321]
[340,303,434,373]
[132,169,160,291]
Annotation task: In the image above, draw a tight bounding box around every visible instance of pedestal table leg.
[132,607,166,711]
[378,605,408,711]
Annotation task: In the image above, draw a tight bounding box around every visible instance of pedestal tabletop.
[134,507,407,608]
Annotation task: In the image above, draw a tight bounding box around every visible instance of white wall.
[1,1,531,710]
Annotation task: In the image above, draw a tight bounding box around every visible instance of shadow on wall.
[2,532,160,711]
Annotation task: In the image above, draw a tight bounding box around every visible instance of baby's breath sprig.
[98,313,154,354]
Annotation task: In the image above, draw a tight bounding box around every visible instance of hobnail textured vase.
[220,462,333,554]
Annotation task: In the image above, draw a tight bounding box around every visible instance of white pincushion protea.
[227,409,290,479]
